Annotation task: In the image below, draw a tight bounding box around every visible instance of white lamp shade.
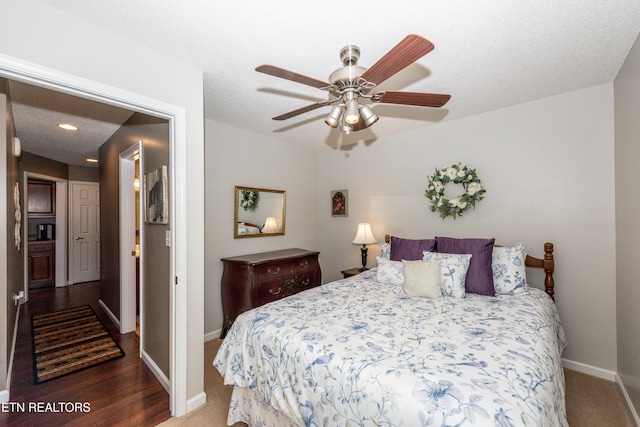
[352,223,377,245]
[262,217,278,233]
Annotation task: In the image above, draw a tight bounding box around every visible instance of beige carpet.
[158,339,636,427]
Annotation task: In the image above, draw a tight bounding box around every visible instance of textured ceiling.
[9,81,133,167]
[11,0,640,161]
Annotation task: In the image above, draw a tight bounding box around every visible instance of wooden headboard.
[384,235,555,301]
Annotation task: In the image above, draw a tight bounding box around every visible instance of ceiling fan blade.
[256,65,330,89]
[272,102,329,120]
[360,35,435,86]
[372,91,451,108]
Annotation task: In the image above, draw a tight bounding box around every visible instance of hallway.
[0,282,170,426]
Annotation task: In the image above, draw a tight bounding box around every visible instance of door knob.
[74,236,84,240]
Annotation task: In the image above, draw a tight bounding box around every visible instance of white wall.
[204,120,319,337]
[615,33,640,413]
[317,84,617,371]
[0,0,205,413]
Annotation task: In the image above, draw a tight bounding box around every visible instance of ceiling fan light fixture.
[344,99,360,125]
[341,122,353,134]
[325,105,342,128]
[359,105,379,127]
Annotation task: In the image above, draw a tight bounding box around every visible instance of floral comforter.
[214,269,567,427]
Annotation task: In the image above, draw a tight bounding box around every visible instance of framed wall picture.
[331,189,348,217]
[145,165,168,224]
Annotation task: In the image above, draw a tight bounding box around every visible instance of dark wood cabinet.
[220,248,321,338]
[27,179,56,217]
[28,241,55,287]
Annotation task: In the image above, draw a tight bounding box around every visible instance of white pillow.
[380,242,391,260]
[375,256,404,285]
[492,242,528,294]
[422,251,472,298]
[402,260,442,299]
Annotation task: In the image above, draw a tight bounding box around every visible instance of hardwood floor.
[0,282,171,426]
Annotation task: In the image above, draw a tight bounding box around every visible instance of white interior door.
[71,182,100,283]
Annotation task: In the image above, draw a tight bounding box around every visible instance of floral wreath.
[425,163,486,219]
[239,190,259,211]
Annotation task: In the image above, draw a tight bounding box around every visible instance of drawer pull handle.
[300,261,308,268]
[302,279,310,286]
[269,287,282,295]
[267,267,280,275]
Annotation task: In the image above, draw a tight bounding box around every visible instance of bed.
[214,236,567,426]
[237,221,262,235]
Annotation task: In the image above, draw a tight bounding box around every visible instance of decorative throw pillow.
[492,242,528,294]
[380,242,391,260]
[435,236,496,296]
[390,236,436,261]
[402,260,442,299]
[375,256,404,286]
[422,251,472,298]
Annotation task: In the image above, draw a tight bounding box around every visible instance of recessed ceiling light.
[58,123,78,131]
[86,158,98,163]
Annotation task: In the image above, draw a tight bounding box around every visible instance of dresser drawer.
[29,241,55,253]
[255,255,316,279]
[257,272,318,305]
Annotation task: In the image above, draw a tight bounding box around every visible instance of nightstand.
[341,268,364,278]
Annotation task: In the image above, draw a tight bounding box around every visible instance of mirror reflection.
[234,186,286,238]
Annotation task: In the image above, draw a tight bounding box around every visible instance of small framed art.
[331,189,348,217]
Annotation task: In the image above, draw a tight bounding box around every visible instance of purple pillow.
[390,236,436,261]
[435,236,496,296]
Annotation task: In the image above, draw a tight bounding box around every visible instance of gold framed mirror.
[234,186,286,238]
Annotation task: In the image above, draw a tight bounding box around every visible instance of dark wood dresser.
[220,248,321,338]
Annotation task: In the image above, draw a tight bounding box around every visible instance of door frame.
[0,55,189,416]
[119,142,142,335]
[23,172,67,300]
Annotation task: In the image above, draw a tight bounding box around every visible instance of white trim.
[0,390,8,404]
[562,358,617,381]
[141,349,170,392]
[98,299,120,329]
[0,53,188,416]
[119,143,142,335]
[616,373,640,426]
[186,392,207,413]
[204,329,223,343]
[6,302,21,391]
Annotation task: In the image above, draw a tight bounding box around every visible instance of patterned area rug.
[31,305,124,384]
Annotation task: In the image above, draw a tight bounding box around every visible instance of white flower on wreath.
[467,182,482,196]
[446,167,458,179]
[433,181,443,192]
[457,169,466,178]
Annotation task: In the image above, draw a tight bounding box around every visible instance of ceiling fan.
[256,34,451,134]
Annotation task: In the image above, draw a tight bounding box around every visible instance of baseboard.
[141,349,170,393]
[6,302,22,391]
[616,373,640,426]
[562,358,617,381]
[204,328,222,342]
[98,299,120,328]
[186,391,207,413]
[0,389,9,404]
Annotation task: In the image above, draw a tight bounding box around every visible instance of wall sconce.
[262,217,278,233]
[352,223,377,271]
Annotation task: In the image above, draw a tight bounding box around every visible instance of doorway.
[23,172,67,301]
[0,56,189,415]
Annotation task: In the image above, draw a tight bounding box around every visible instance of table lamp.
[352,223,377,271]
